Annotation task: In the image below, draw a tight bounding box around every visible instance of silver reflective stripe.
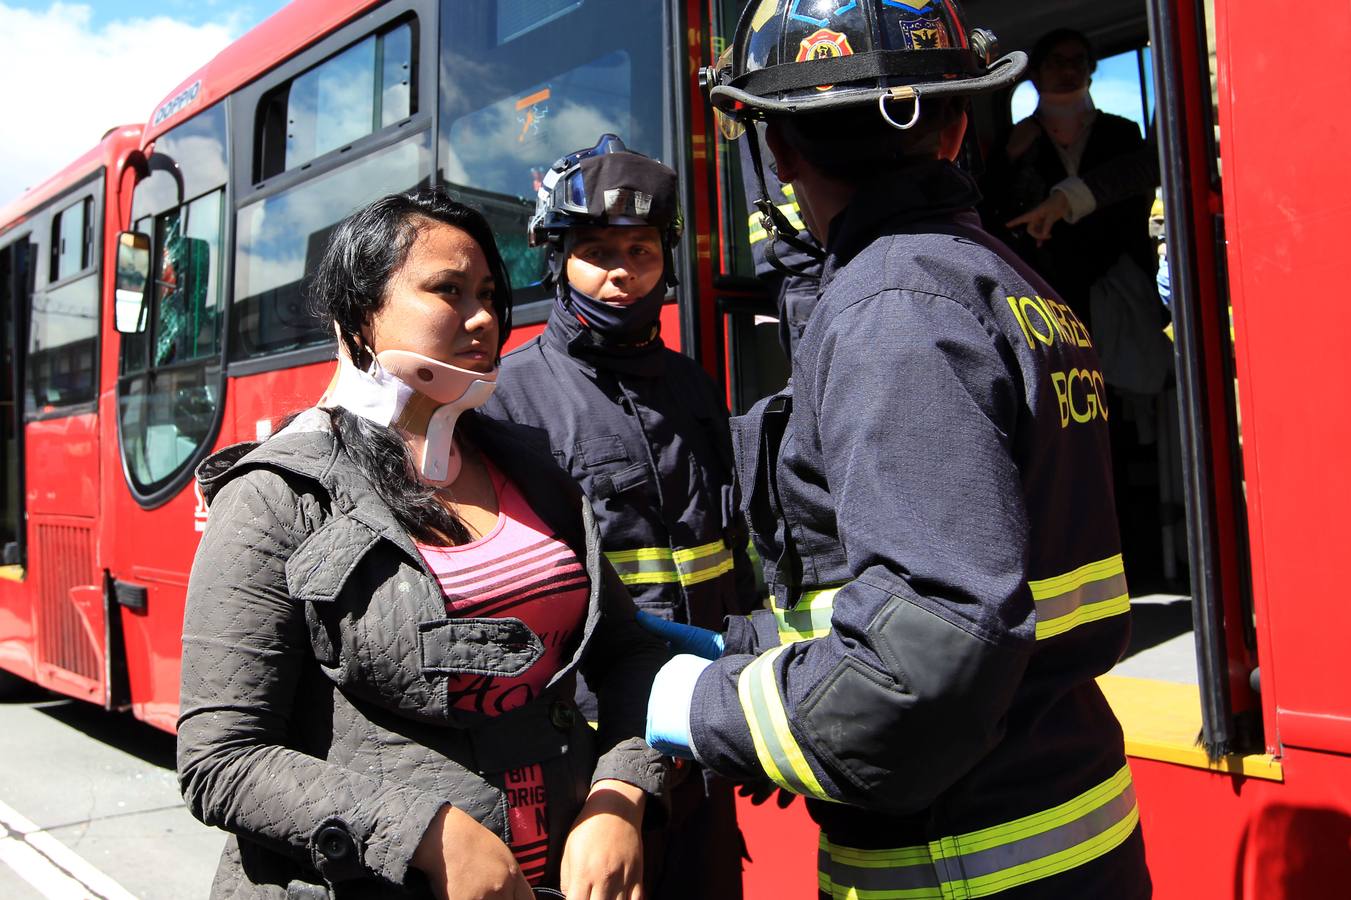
[934,784,1137,883]
[674,541,734,586]
[1034,573,1129,624]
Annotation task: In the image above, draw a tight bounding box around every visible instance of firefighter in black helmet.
[641,2,1152,897]
[483,134,755,899]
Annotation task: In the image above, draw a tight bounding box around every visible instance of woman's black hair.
[307,186,514,546]
[1028,28,1098,76]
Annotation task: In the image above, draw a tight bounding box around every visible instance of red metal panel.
[1214,0,1351,755]
[1131,750,1351,899]
[25,412,99,516]
[31,516,100,699]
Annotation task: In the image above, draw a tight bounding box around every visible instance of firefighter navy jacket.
[485,308,757,712]
[690,162,1149,897]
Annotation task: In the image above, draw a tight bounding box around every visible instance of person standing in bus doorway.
[641,3,1152,899]
[483,135,756,900]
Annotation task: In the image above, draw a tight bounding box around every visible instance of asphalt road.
[0,690,223,899]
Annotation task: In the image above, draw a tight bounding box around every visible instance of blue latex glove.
[635,609,725,659]
[645,654,712,759]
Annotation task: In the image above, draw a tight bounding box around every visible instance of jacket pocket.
[732,389,796,589]
[285,515,384,666]
[574,434,649,499]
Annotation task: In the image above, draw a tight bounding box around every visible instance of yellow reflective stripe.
[606,547,674,564]
[737,645,834,801]
[934,765,1132,855]
[747,201,806,244]
[1030,554,1131,640]
[772,587,839,644]
[1028,554,1124,600]
[954,804,1139,898]
[606,541,735,588]
[818,766,1139,899]
[605,548,677,587]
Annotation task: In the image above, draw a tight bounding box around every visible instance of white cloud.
[0,3,248,207]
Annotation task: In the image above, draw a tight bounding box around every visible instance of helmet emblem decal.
[788,0,859,28]
[797,28,855,90]
[900,16,951,50]
[798,28,855,60]
[604,188,654,218]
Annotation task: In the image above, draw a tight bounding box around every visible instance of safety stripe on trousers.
[1030,554,1130,640]
[605,539,733,588]
[817,765,1139,899]
[772,588,839,644]
[737,645,835,802]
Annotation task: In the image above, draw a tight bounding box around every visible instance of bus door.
[105,103,229,730]
[0,236,33,680]
[9,182,107,703]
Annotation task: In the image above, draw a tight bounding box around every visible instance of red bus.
[1,0,1348,897]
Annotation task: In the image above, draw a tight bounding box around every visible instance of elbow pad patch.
[797,592,1026,813]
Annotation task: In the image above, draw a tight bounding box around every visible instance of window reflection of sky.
[287,38,377,170]
[444,51,637,199]
[438,0,667,296]
[236,136,431,302]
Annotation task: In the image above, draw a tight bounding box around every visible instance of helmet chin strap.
[745,129,826,279]
[324,349,498,486]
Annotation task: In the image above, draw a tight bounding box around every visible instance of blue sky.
[0,1,289,205]
[1,0,285,30]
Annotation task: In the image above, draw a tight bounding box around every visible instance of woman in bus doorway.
[177,188,668,900]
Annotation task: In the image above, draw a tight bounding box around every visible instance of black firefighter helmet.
[703,0,1025,134]
[527,134,684,290]
[700,1,1025,274]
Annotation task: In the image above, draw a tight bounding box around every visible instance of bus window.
[256,20,417,181]
[232,133,433,360]
[50,197,93,282]
[28,192,99,417]
[437,0,669,315]
[119,103,229,500]
[119,190,224,490]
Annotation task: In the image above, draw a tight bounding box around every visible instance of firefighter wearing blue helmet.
[641,1,1152,897]
[484,134,756,899]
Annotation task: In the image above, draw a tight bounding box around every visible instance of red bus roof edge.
[142,0,386,144]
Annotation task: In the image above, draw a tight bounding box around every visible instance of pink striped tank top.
[416,460,589,884]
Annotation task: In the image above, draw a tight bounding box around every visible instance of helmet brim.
[711,51,1027,119]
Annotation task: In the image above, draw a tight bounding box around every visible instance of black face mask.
[556,277,666,342]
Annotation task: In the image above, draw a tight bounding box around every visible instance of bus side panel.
[0,578,37,683]
[1131,751,1351,900]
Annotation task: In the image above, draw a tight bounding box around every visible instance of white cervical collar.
[324,349,497,485]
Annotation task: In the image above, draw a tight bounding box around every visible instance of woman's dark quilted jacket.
[177,409,670,898]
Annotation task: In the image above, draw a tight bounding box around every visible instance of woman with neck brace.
[177,188,669,900]
[987,29,1156,332]
[482,137,755,900]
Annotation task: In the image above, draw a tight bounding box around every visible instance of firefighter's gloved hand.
[636,610,725,659]
[645,654,712,759]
